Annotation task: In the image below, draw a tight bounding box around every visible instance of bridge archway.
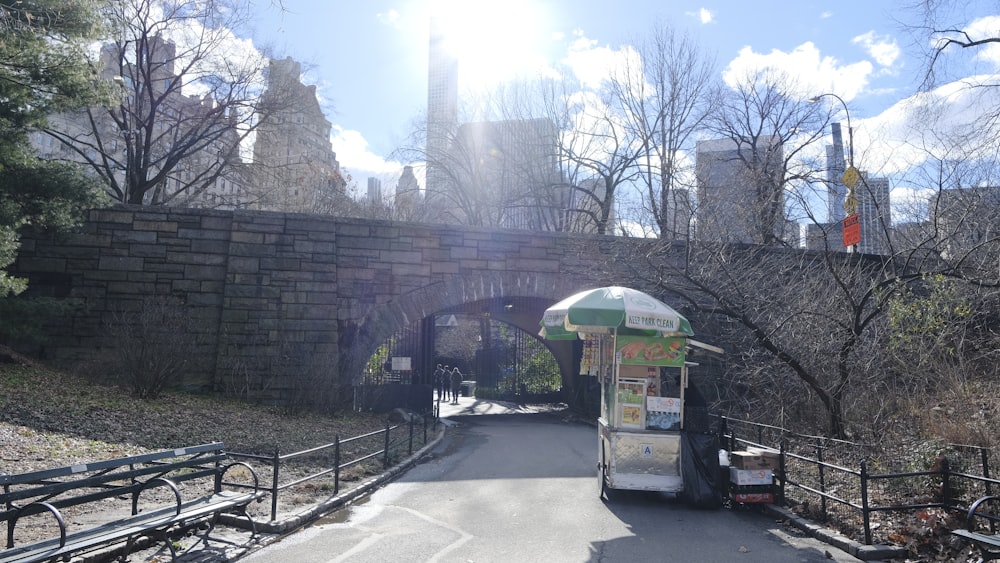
[341,270,586,397]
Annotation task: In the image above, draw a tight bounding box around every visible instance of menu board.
[617,379,645,429]
[619,405,642,428]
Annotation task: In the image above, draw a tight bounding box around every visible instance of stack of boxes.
[728,448,779,503]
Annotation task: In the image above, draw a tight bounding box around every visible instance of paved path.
[434,395,565,418]
[240,410,866,563]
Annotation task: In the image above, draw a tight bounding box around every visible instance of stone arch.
[340,270,594,386]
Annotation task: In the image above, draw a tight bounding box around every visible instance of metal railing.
[719,415,997,545]
[230,414,438,521]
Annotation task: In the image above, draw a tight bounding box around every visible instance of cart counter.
[599,419,683,493]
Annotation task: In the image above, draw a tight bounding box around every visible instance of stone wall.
[11,205,609,405]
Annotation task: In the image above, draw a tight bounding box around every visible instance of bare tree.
[41,0,278,206]
[702,69,828,245]
[549,75,647,235]
[610,23,719,240]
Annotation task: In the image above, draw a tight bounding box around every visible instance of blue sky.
[247,1,1000,209]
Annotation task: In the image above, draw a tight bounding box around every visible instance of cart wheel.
[598,449,613,501]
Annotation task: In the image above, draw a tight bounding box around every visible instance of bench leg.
[233,506,259,538]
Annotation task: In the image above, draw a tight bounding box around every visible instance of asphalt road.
[241,409,862,563]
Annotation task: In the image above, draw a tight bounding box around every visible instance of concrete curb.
[763,503,907,561]
[245,421,448,536]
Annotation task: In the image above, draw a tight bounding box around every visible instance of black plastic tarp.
[680,430,724,508]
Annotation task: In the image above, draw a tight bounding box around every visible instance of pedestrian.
[433,364,446,401]
[450,366,463,405]
[442,365,451,401]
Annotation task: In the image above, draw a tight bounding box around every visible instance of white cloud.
[376,9,402,28]
[857,75,1000,176]
[852,31,900,68]
[965,15,1000,67]
[562,31,638,90]
[722,42,872,101]
[684,8,713,24]
[330,126,403,181]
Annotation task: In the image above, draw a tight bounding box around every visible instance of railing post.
[939,457,952,507]
[860,460,872,545]
[384,423,391,468]
[270,447,280,522]
[778,439,787,505]
[334,435,341,495]
[817,438,827,520]
[983,447,993,498]
[408,416,415,455]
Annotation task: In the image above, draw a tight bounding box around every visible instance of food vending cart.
[540,286,718,498]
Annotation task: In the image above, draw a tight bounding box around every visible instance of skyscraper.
[451,118,562,229]
[820,122,892,254]
[423,18,563,230]
[33,36,248,209]
[695,136,788,244]
[251,57,346,213]
[826,123,849,224]
[425,17,459,209]
[854,174,891,254]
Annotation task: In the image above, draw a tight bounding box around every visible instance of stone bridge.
[11,205,653,407]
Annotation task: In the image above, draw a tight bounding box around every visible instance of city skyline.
[248,0,1000,223]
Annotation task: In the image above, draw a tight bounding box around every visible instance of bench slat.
[0,443,225,487]
[0,491,264,563]
[952,530,1000,547]
[1,456,225,505]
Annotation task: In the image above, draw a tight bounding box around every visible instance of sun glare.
[430,0,551,91]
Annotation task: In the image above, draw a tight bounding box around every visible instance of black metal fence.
[719,416,998,545]
[230,414,439,521]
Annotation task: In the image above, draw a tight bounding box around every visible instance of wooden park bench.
[953,495,1000,561]
[1,442,265,563]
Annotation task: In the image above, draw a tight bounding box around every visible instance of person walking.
[433,364,446,401]
[450,366,463,405]
[442,365,451,401]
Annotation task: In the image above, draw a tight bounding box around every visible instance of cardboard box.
[730,483,774,504]
[730,449,780,470]
[730,467,773,485]
[731,492,774,503]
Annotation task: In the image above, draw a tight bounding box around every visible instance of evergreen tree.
[0,0,106,296]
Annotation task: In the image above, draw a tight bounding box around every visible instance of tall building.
[694,136,788,244]
[855,173,891,254]
[826,123,849,223]
[423,19,565,231]
[425,17,459,208]
[815,122,892,254]
[367,178,382,202]
[451,118,562,229]
[251,57,346,214]
[932,185,1000,259]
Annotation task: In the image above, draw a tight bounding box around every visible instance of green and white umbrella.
[539,286,693,340]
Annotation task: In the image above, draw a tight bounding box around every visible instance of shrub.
[105,296,193,400]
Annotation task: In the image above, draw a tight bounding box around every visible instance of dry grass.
[0,346,407,520]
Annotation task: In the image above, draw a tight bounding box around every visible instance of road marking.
[321,505,472,563]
